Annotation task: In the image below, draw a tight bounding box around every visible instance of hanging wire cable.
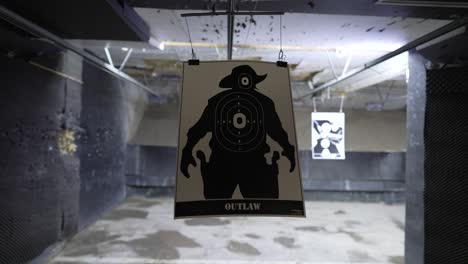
[383,80,396,104]
[239,0,258,58]
[184,17,197,60]
[339,95,345,113]
[278,15,285,61]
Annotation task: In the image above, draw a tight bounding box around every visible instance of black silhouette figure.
[180,65,295,199]
[313,120,344,158]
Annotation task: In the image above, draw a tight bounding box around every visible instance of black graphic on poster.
[311,112,345,160]
[175,61,305,218]
[181,65,295,199]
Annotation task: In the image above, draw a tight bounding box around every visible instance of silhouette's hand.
[196,151,207,167]
[282,145,296,172]
[181,148,196,178]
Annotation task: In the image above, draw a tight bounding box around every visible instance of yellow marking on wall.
[57,130,77,155]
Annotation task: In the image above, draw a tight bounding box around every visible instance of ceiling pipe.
[302,16,468,98]
[0,4,158,96]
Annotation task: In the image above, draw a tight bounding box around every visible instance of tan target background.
[176,61,304,203]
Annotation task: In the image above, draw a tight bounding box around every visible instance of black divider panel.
[425,66,468,263]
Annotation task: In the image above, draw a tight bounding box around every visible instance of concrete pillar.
[405,52,427,264]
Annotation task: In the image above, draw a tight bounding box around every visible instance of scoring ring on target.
[233,113,247,129]
[238,73,253,89]
[225,104,254,138]
[214,92,265,152]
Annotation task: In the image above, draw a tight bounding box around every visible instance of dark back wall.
[126,145,405,200]
[78,61,127,228]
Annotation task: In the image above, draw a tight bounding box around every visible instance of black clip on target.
[277,49,287,67]
[276,60,288,68]
[188,59,200,65]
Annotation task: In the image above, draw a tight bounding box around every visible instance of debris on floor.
[50,196,404,264]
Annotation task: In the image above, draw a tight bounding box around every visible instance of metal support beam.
[0,4,157,96]
[326,50,338,79]
[342,53,353,77]
[104,45,114,67]
[303,16,468,97]
[227,0,235,60]
[119,48,133,70]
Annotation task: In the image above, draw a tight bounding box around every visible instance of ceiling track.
[0,4,158,96]
[181,0,284,60]
[305,16,468,98]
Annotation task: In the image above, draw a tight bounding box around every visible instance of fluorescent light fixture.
[149,36,165,51]
[339,42,403,54]
[121,47,129,51]
[376,0,468,8]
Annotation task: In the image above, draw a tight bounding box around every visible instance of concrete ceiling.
[69,4,454,110]
[128,0,468,19]
[0,0,150,41]
[74,11,449,72]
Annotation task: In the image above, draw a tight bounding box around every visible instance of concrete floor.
[50,196,405,264]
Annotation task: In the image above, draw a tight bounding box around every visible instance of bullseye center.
[233,113,246,129]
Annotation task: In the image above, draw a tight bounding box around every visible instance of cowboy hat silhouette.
[219,65,267,89]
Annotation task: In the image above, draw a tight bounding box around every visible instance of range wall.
[0,50,148,263]
[127,103,406,202]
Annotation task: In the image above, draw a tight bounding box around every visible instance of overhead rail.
[181,0,284,60]
[0,4,158,96]
[302,16,468,98]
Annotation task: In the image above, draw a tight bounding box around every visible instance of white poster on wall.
[311,112,345,160]
[175,61,305,218]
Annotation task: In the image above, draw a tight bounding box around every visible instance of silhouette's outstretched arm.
[267,103,296,172]
[181,104,212,178]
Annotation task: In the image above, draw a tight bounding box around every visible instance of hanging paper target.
[176,61,305,218]
[214,91,265,152]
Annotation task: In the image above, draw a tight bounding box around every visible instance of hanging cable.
[278,15,285,62]
[313,97,317,112]
[339,95,345,113]
[239,1,258,58]
[184,17,197,60]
